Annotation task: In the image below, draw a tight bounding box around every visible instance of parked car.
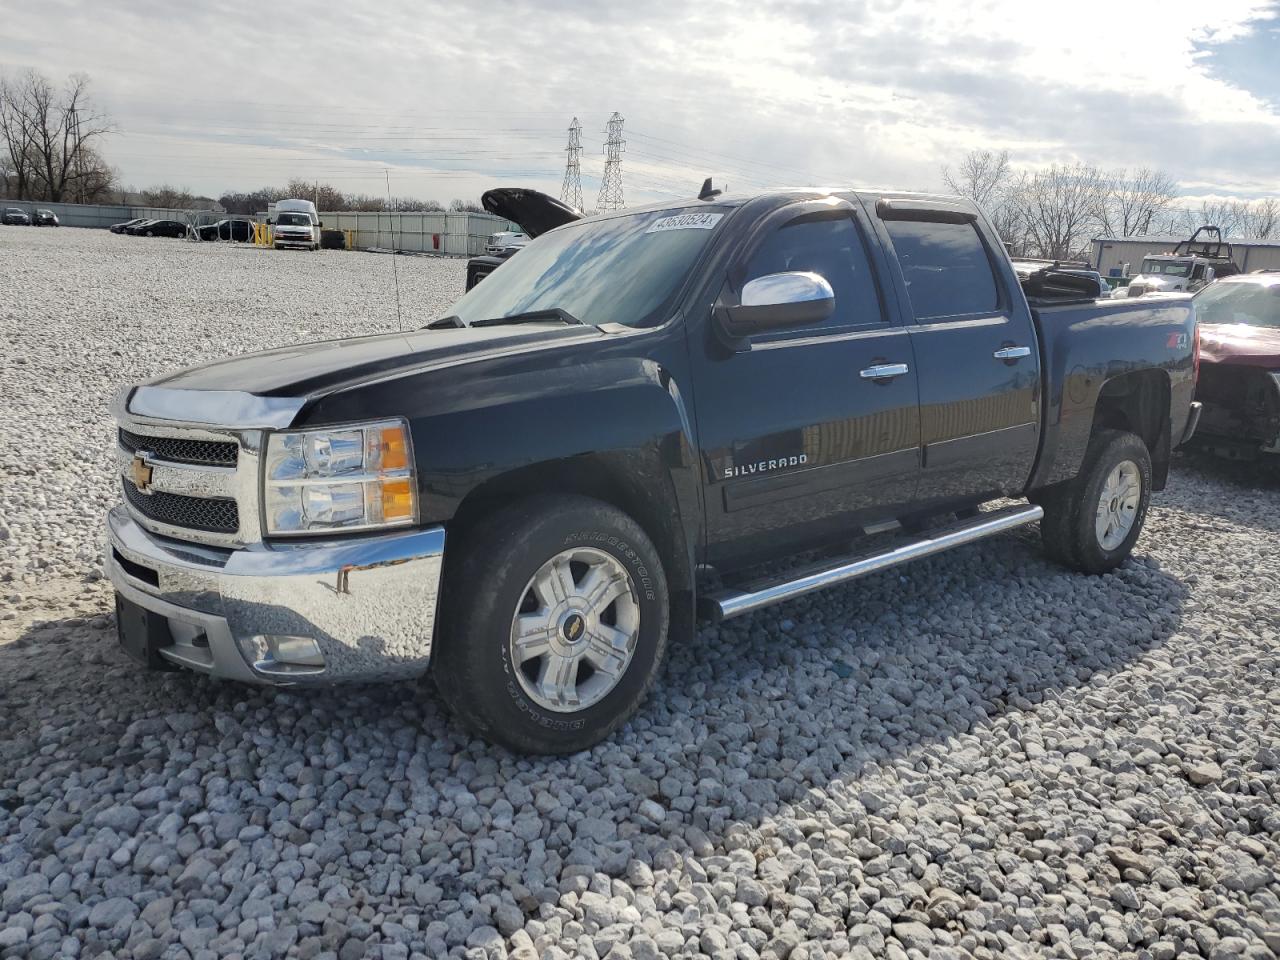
[123,219,158,235]
[110,218,149,234]
[32,209,59,226]
[132,219,189,238]
[1189,273,1280,463]
[105,185,1198,754]
[466,188,581,289]
[197,219,253,242]
[484,230,528,256]
[2,207,31,225]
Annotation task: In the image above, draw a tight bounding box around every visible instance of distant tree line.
[217,181,483,215]
[0,69,115,203]
[941,150,1279,260]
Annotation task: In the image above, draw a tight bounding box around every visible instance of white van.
[272,199,321,250]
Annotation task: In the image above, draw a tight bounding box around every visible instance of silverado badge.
[128,455,154,494]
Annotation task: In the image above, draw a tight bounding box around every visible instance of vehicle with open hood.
[104,184,1199,754]
[465,188,581,289]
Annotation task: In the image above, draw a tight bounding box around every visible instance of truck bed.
[1029,293,1197,489]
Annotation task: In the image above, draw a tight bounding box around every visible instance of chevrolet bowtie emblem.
[129,455,154,493]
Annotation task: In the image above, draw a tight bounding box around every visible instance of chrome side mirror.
[718,271,835,337]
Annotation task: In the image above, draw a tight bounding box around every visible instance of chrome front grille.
[119,428,238,467]
[114,416,264,548]
[123,481,239,533]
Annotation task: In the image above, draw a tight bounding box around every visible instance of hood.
[141,323,605,398]
[1199,323,1280,369]
[1131,275,1181,290]
[481,188,581,238]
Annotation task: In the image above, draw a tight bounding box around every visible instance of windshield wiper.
[470,308,584,328]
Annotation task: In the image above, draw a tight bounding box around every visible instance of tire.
[1038,429,1152,574]
[144,230,154,237]
[434,494,669,754]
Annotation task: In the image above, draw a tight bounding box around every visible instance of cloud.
[1,0,1277,204]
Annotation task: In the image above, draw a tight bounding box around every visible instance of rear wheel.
[1039,429,1151,573]
[435,495,669,754]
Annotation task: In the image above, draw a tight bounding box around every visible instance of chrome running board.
[707,503,1043,621]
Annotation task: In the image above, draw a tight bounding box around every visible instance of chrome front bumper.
[106,506,445,684]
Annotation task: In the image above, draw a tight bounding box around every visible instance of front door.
[874,209,1041,507]
[692,202,922,569]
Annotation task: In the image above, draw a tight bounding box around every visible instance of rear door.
[693,200,922,569]
[870,199,1041,506]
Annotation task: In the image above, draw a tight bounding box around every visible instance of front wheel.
[1038,429,1152,573]
[435,495,669,754]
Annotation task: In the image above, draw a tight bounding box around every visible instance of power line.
[597,112,626,211]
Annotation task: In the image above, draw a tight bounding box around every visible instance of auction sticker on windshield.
[645,212,724,233]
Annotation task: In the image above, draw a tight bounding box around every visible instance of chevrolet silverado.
[106,187,1200,754]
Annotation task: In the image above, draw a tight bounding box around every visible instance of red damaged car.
[1192,273,1280,463]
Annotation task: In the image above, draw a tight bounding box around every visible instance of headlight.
[263,418,417,535]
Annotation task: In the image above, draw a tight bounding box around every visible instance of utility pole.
[560,118,583,212]
[68,105,81,202]
[596,112,625,211]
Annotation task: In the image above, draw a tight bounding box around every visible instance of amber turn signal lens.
[379,477,415,521]
[379,426,409,471]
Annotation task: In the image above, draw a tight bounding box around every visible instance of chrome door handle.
[993,346,1032,360]
[859,363,910,380]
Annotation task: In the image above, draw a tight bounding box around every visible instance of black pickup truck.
[106,187,1200,754]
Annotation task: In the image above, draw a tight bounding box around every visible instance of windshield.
[1140,259,1191,277]
[277,212,311,226]
[1194,281,1280,329]
[445,206,730,328]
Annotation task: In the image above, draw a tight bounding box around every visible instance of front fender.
[299,348,701,573]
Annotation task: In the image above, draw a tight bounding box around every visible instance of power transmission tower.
[560,118,583,212]
[596,112,626,211]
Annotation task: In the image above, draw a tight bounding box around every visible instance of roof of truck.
[577,188,974,223]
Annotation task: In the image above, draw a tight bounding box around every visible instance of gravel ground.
[2,225,1279,960]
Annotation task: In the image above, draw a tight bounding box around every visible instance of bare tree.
[0,72,38,200]
[1013,163,1106,260]
[1204,200,1244,236]
[138,184,197,208]
[940,149,1033,252]
[942,149,1012,210]
[0,69,113,202]
[1097,167,1178,237]
[1241,198,1279,240]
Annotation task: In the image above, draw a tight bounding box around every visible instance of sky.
[1,0,1278,209]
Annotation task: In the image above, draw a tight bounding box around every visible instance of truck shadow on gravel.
[2,532,1188,882]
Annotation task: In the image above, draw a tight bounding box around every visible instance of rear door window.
[884,219,1000,320]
